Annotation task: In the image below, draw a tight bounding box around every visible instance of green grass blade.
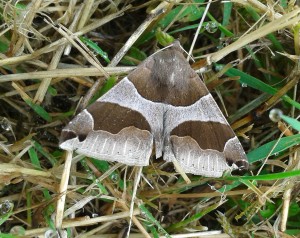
[245,5,283,51]
[28,147,41,169]
[166,200,225,232]
[247,134,300,163]
[226,170,300,181]
[24,99,52,122]
[281,115,300,132]
[137,0,205,45]
[139,204,171,238]
[224,67,300,110]
[80,36,110,63]
[33,141,57,166]
[80,159,109,195]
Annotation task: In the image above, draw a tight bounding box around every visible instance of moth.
[60,42,248,177]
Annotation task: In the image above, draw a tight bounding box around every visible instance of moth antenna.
[183,47,195,62]
[126,166,143,238]
[150,43,174,58]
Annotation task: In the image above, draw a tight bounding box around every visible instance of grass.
[0,0,300,237]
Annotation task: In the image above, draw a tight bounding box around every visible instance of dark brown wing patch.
[127,48,209,106]
[170,121,235,152]
[88,102,151,133]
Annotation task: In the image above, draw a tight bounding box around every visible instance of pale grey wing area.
[165,136,230,177]
[163,94,248,177]
[164,136,245,177]
[60,77,164,166]
[60,117,153,166]
[99,77,165,158]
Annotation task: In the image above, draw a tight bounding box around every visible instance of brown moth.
[59,42,248,177]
